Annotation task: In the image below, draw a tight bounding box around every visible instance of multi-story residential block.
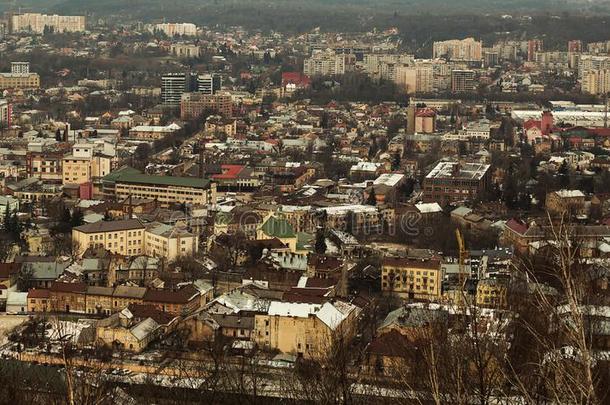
[0,99,10,128]
[26,150,64,182]
[476,278,508,308]
[381,257,442,300]
[422,161,491,205]
[61,143,112,186]
[10,13,86,33]
[582,69,610,94]
[303,50,346,76]
[527,39,544,62]
[180,93,233,119]
[451,69,476,92]
[153,22,197,37]
[433,38,482,61]
[11,62,29,74]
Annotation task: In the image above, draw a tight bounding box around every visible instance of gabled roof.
[73,219,145,234]
[260,216,296,239]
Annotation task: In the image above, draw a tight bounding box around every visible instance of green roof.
[296,232,314,251]
[113,172,212,189]
[102,166,142,183]
[261,216,296,239]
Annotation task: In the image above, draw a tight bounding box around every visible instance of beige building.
[73,219,198,261]
[381,257,442,300]
[303,51,346,76]
[62,143,112,186]
[582,69,610,95]
[144,222,198,261]
[10,13,86,33]
[0,73,40,89]
[253,300,361,359]
[433,38,482,61]
[111,173,217,207]
[170,43,200,59]
[395,64,434,94]
[96,311,161,353]
[72,219,146,257]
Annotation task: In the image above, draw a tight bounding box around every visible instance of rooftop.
[425,161,490,180]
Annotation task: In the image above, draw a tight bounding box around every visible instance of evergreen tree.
[367,187,377,206]
[314,229,327,255]
[70,209,84,227]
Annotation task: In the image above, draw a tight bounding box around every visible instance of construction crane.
[455,228,469,289]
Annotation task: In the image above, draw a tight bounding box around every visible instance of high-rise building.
[483,51,499,67]
[11,62,29,74]
[10,13,86,33]
[527,39,543,62]
[153,23,197,37]
[395,64,434,94]
[451,70,476,93]
[432,38,482,62]
[161,73,198,105]
[582,69,610,95]
[197,74,221,95]
[0,99,11,128]
[568,40,583,53]
[303,51,346,76]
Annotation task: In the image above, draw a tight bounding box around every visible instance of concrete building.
[180,93,233,119]
[422,161,491,205]
[0,99,10,128]
[303,51,346,76]
[11,62,29,74]
[10,13,86,33]
[527,39,544,62]
[62,143,112,186]
[0,72,40,89]
[381,257,442,300]
[161,72,198,105]
[451,69,476,93]
[106,172,217,207]
[253,300,361,358]
[170,43,200,59]
[197,74,221,95]
[582,69,610,95]
[433,38,482,61]
[153,22,197,37]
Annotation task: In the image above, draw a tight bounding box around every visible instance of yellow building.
[381,257,442,300]
[72,219,198,261]
[62,143,112,186]
[0,73,40,89]
[253,300,361,359]
[72,219,146,257]
[476,278,508,308]
[96,310,161,353]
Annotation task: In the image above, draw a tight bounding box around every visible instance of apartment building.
[451,69,476,92]
[303,51,346,76]
[128,123,181,140]
[153,22,197,37]
[0,99,10,128]
[26,150,64,182]
[144,222,198,261]
[10,13,86,33]
[395,64,434,94]
[582,69,610,94]
[381,257,442,300]
[161,72,198,105]
[170,43,200,59]
[180,93,233,119]
[433,38,482,61]
[62,143,112,186]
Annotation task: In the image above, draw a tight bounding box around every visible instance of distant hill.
[3,0,610,33]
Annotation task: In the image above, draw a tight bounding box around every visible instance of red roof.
[281,72,310,87]
[589,128,610,137]
[50,282,87,293]
[28,288,50,298]
[523,120,542,131]
[506,218,528,235]
[212,164,244,180]
[415,108,436,118]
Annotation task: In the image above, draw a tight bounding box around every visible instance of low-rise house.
[96,309,162,353]
[6,291,28,314]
